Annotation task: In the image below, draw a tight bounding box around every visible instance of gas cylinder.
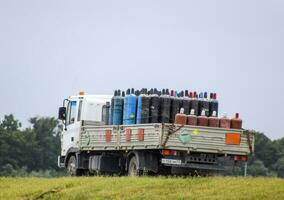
[112,90,124,125]
[181,90,190,115]
[175,108,187,125]
[149,88,160,123]
[108,90,117,125]
[160,89,171,123]
[209,93,219,117]
[231,113,242,129]
[123,88,137,125]
[219,113,231,129]
[136,89,150,124]
[187,109,197,126]
[208,111,220,127]
[190,91,199,116]
[197,110,209,127]
[170,90,181,123]
[202,92,210,117]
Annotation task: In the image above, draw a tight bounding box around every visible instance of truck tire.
[128,156,141,176]
[67,155,82,176]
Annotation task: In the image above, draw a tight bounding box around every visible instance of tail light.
[161,149,177,156]
[234,155,248,161]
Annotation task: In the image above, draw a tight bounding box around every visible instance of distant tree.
[248,160,268,176]
[0,114,21,131]
[273,157,284,178]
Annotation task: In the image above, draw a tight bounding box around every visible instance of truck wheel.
[128,156,141,176]
[67,155,80,176]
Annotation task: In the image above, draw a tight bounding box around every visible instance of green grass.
[0,177,283,200]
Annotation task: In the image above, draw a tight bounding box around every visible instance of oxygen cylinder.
[123,88,137,125]
[136,89,150,124]
[112,90,124,125]
[149,88,160,123]
[210,93,219,117]
[190,91,199,116]
[160,89,171,123]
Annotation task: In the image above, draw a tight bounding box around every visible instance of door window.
[67,101,77,125]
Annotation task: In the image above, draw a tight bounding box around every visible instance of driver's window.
[66,101,77,125]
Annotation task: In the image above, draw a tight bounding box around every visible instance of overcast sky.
[0,0,283,139]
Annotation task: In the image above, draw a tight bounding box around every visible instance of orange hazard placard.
[226,133,241,145]
[105,129,112,142]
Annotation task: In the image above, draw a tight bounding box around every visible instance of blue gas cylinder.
[112,90,124,125]
[123,88,137,125]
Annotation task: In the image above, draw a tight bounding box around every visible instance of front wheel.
[67,155,82,176]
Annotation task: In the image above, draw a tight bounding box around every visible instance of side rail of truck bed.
[80,121,254,156]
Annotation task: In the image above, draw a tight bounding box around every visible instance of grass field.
[0,176,284,200]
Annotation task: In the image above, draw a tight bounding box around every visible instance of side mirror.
[58,107,66,120]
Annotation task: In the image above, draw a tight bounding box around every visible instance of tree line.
[0,114,283,177]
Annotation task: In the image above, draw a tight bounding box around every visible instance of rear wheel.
[128,156,141,176]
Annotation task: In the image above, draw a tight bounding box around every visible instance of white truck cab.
[59,93,112,158]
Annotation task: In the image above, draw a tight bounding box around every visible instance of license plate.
[161,158,182,165]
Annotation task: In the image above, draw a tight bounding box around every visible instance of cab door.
[61,100,82,156]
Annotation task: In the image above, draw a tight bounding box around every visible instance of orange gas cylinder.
[175,108,187,125]
[187,109,197,126]
[208,111,220,127]
[197,110,209,127]
[231,113,242,129]
[219,113,231,129]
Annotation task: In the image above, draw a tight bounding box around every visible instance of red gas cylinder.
[175,108,187,125]
[197,110,209,127]
[187,109,197,126]
[219,113,231,129]
[208,111,220,128]
[231,113,242,129]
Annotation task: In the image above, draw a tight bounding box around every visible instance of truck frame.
[57,94,254,176]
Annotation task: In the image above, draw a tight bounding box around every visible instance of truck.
[57,92,254,176]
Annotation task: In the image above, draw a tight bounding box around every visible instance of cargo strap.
[162,124,184,147]
[244,130,253,154]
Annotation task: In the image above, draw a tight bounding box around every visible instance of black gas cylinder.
[209,93,219,117]
[199,92,210,117]
[170,90,180,123]
[149,90,160,123]
[190,91,199,116]
[160,89,171,123]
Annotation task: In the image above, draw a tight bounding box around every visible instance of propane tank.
[197,110,209,127]
[200,92,210,116]
[231,113,242,129]
[160,89,171,123]
[112,90,124,125]
[219,113,231,129]
[136,89,150,124]
[208,111,220,127]
[175,108,187,125]
[190,91,199,116]
[149,88,160,123]
[123,88,137,125]
[187,109,197,126]
[209,93,219,117]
